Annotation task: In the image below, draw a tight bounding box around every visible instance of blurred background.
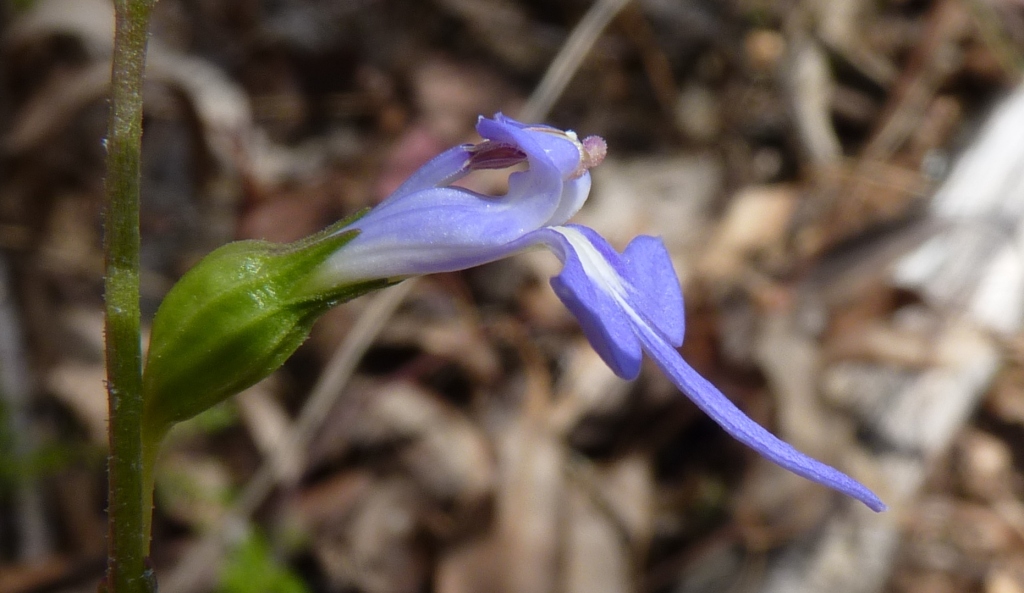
[3,0,1024,592]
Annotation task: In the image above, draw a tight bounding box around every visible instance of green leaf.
[218,530,309,593]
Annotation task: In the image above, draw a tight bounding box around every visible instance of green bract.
[141,213,389,443]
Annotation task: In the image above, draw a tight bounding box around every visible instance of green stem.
[104,1,157,592]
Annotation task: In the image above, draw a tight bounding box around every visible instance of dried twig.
[519,0,632,122]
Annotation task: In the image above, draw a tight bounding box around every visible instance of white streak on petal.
[549,226,655,339]
[551,226,629,305]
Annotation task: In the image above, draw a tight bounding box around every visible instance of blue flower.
[314,114,886,512]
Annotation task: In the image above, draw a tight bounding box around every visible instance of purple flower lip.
[309,114,886,512]
[467,141,528,171]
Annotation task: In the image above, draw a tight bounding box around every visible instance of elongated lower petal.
[537,224,887,512]
[635,322,887,511]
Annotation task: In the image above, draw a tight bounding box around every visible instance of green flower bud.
[141,215,390,441]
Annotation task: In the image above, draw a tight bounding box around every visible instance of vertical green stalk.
[104,1,157,592]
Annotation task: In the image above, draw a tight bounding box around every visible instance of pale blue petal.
[565,226,685,346]
[321,187,541,281]
[533,226,681,379]
[387,144,474,200]
[488,114,583,176]
[635,322,887,512]
[545,174,591,228]
[477,116,581,224]
[543,234,643,378]
[620,234,685,347]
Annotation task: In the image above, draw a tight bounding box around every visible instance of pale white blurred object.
[893,84,1024,334]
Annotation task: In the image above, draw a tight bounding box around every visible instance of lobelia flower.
[142,114,885,513]
[307,114,886,512]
